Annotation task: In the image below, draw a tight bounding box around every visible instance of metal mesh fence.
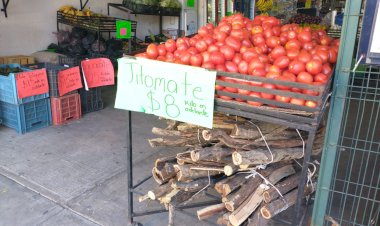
[323,66,380,226]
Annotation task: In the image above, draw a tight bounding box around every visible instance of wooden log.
[197,203,226,220]
[172,178,212,192]
[230,123,286,140]
[174,164,222,182]
[246,205,269,226]
[217,212,232,225]
[260,183,316,219]
[228,184,268,226]
[169,190,196,206]
[232,148,304,165]
[152,127,194,137]
[165,119,179,130]
[168,204,175,226]
[227,164,296,225]
[147,180,174,200]
[159,189,180,204]
[190,146,234,163]
[176,151,195,165]
[224,164,239,176]
[152,163,178,185]
[215,174,248,197]
[202,130,252,150]
[155,155,177,170]
[263,173,300,203]
[148,137,207,148]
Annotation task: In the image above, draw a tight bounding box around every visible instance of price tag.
[16,69,49,99]
[81,58,115,89]
[115,57,217,128]
[58,66,83,96]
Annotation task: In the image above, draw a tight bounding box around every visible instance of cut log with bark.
[172,178,212,192]
[232,148,304,165]
[148,137,207,148]
[214,174,248,197]
[152,163,178,185]
[197,203,226,220]
[174,164,223,182]
[263,173,300,203]
[190,146,234,163]
[217,212,232,225]
[152,127,194,138]
[227,164,296,225]
[147,180,174,200]
[260,183,316,219]
[224,164,239,176]
[246,204,269,226]
[155,155,177,170]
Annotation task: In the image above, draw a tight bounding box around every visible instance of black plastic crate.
[79,87,104,114]
[58,55,86,67]
[123,0,159,14]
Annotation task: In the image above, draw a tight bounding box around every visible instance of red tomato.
[156,56,166,61]
[208,44,219,52]
[322,63,333,76]
[305,59,323,75]
[252,34,266,46]
[201,62,215,69]
[302,89,319,96]
[135,52,148,58]
[251,68,266,77]
[289,60,305,75]
[316,49,329,63]
[219,23,232,34]
[232,54,243,65]
[297,30,312,43]
[187,47,198,55]
[219,95,233,100]
[274,56,290,69]
[215,84,224,90]
[248,58,265,74]
[269,46,286,61]
[198,26,210,37]
[251,25,264,35]
[146,43,159,59]
[268,65,282,74]
[297,72,313,84]
[179,52,191,65]
[225,61,239,72]
[224,86,238,93]
[225,36,242,51]
[238,61,249,74]
[157,44,167,56]
[320,36,331,46]
[247,92,263,107]
[220,45,235,61]
[298,50,312,63]
[285,40,302,50]
[215,64,227,71]
[195,40,208,52]
[290,98,305,106]
[276,75,292,90]
[275,95,291,103]
[241,39,253,47]
[305,100,317,108]
[287,30,297,40]
[204,36,215,45]
[189,37,198,47]
[165,52,175,62]
[190,54,203,67]
[214,31,228,42]
[177,44,188,52]
[266,36,281,48]
[263,29,274,39]
[237,88,251,95]
[287,49,300,60]
[165,39,177,53]
[328,49,338,63]
[201,51,211,63]
[242,49,258,62]
[266,71,281,79]
[210,51,225,65]
[314,73,328,83]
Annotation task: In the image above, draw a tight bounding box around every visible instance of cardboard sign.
[116,20,132,39]
[16,69,49,99]
[115,57,217,128]
[81,58,115,89]
[58,66,83,96]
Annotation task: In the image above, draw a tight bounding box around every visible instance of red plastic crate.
[50,93,81,125]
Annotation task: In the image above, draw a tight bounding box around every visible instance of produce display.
[136,14,340,109]
[58,5,104,17]
[256,0,274,13]
[288,14,322,25]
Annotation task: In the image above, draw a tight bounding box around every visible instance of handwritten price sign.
[115,57,216,128]
[58,66,82,96]
[81,58,115,89]
[16,69,49,99]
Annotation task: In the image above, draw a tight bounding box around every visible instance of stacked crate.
[59,55,104,114]
[43,63,82,125]
[0,64,51,134]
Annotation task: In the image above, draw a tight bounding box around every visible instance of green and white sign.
[115,57,217,128]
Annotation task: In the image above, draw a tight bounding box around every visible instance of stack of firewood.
[140,114,323,226]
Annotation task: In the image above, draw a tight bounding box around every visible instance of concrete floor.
[0,86,234,226]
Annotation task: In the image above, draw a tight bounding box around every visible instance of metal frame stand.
[125,94,330,225]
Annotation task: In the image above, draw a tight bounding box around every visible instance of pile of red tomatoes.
[136,14,339,108]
